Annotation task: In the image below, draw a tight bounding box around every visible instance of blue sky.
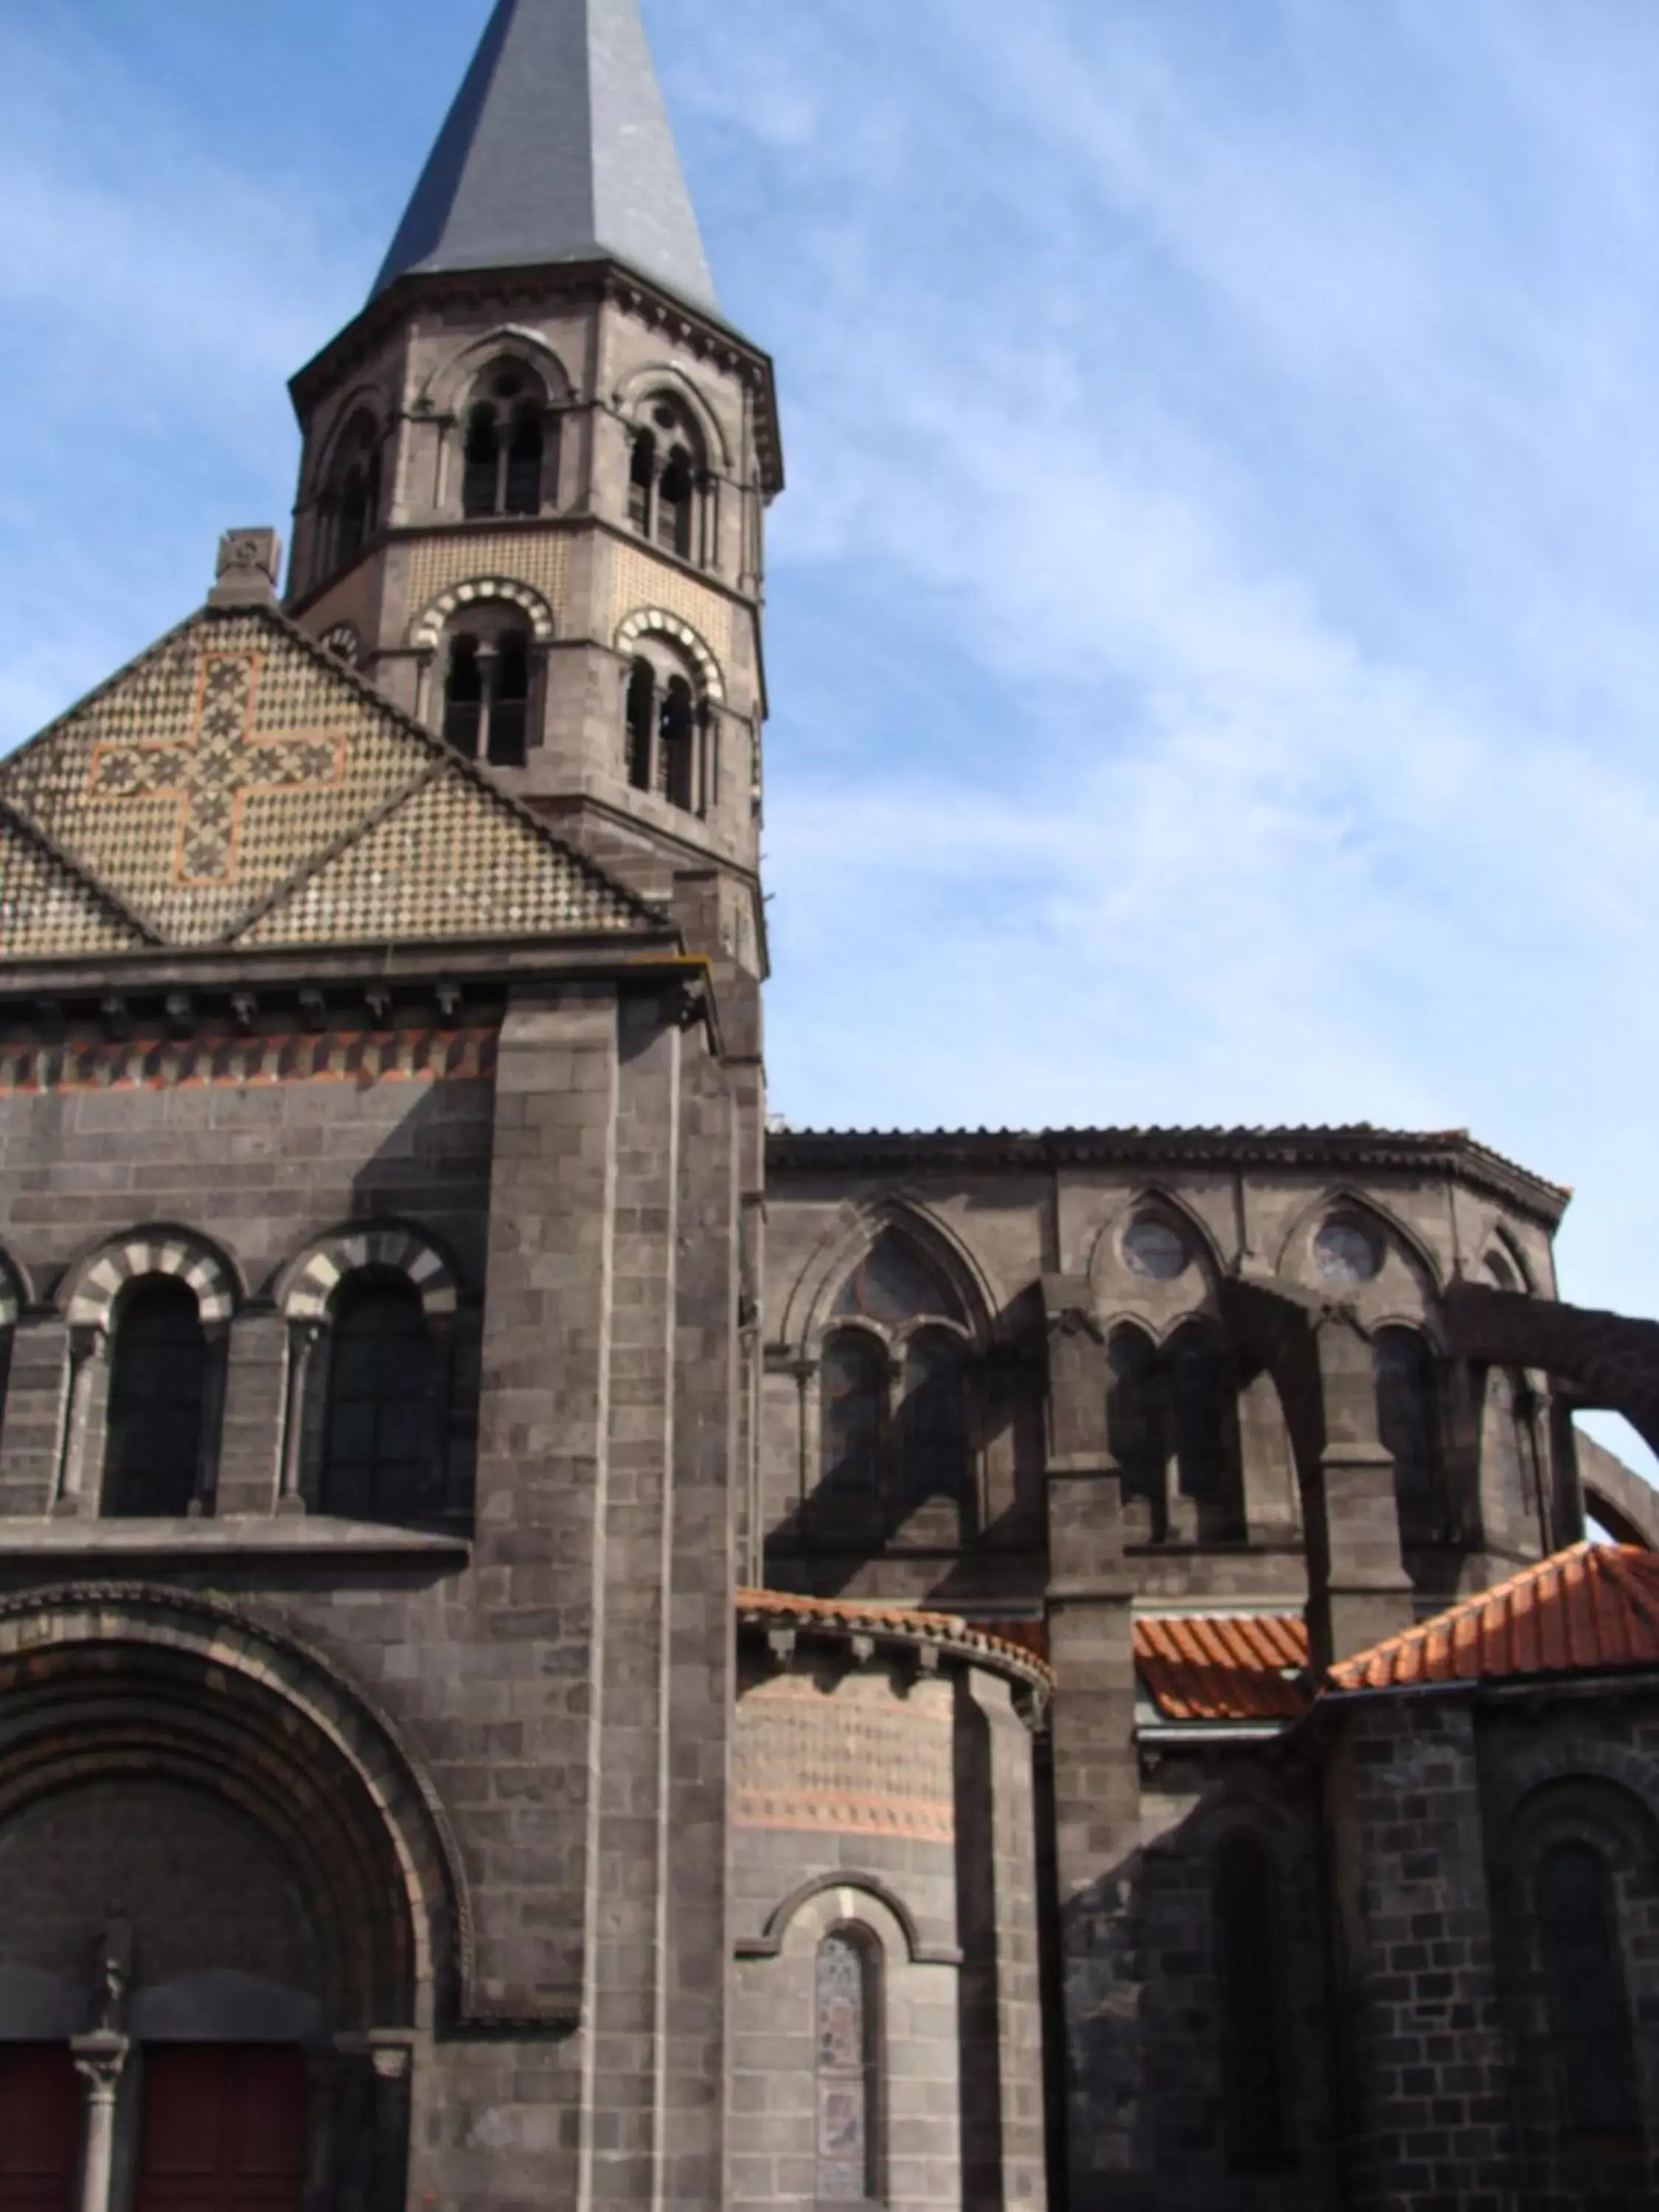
[4,3,1659,1468]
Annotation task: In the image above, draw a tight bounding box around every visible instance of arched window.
[1374,1328,1447,1549]
[1166,1326,1231,1509]
[103,1279,209,1517]
[462,367,552,518]
[900,1331,969,1504]
[462,404,501,518]
[619,655,705,814]
[1538,1841,1640,2144]
[657,445,695,559]
[660,676,696,810]
[321,411,381,577]
[1214,1833,1292,2174]
[821,1332,886,1497]
[626,400,708,565]
[442,620,535,768]
[816,1929,881,2205]
[625,659,655,790]
[1107,1326,1166,1537]
[321,1276,433,1525]
[444,635,483,759]
[628,430,655,532]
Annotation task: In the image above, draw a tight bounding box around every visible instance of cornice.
[765,1125,1571,1228]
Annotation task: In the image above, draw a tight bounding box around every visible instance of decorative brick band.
[0,1028,498,1095]
[614,607,726,703]
[283,1226,459,1321]
[408,577,556,652]
[734,1787,954,1842]
[66,1234,237,1329]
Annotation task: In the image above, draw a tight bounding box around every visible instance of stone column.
[1308,1310,1413,1673]
[69,2033,130,2212]
[1039,1276,1141,2196]
[215,1308,291,1516]
[51,1325,107,1517]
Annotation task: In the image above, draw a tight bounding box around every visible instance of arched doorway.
[0,1590,459,2212]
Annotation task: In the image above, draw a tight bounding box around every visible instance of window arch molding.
[612,364,733,474]
[304,381,389,503]
[63,1228,239,1332]
[1271,1186,1442,1297]
[784,1197,997,1358]
[409,577,555,655]
[613,608,725,706]
[277,1224,459,1325]
[417,327,575,422]
[1085,1186,1226,1298]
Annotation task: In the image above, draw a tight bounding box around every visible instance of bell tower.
[282,0,782,976]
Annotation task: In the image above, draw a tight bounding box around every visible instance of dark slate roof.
[372,0,717,313]
[764,1124,1570,1222]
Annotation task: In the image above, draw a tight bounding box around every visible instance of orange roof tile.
[1329,1543,1659,1692]
[1133,1612,1310,1724]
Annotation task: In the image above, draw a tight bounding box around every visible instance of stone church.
[1,2,1658,2207]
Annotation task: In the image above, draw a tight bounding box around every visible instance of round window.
[1122,1217,1189,1281]
[1313,1219,1380,1286]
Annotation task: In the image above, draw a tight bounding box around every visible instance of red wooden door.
[135,2048,306,2212]
[0,2047,77,2212]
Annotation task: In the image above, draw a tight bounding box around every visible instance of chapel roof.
[1328,1541,1659,1692]
[372,0,718,316]
[0,601,658,963]
[1135,1611,1310,1725]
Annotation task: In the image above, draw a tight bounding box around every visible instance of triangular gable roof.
[372,0,717,315]
[1329,1541,1659,1692]
[0,803,153,959]
[0,601,658,959]
[234,759,644,946]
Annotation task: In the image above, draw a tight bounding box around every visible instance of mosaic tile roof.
[0,807,150,960]
[0,605,654,957]
[1135,1612,1310,1724]
[1329,1542,1659,1691]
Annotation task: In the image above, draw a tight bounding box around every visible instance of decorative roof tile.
[1329,1542,1659,1691]
[0,603,656,959]
[0,808,150,959]
[1135,1612,1310,1724]
[234,762,644,945]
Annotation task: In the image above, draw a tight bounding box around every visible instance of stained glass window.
[1375,1329,1446,1548]
[1313,1219,1380,1286]
[832,1231,964,1329]
[1122,1215,1189,1281]
[1214,1834,1292,2173]
[504,406,545,515]
[900,1332,968,1503]
[1539,1841,1640,2140]
[817,1931,878,2204]
[104,1279,208,1518]
[462,404,501,518]
[444,637,483,760]
[321,1277,434,1525]
[821,1333,886,1495]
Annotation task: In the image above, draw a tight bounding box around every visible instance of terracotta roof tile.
[1133,1612,1310,1724]
[1329,1542,1659,1692]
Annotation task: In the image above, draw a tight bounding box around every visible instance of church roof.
[1135,1610,1310,1724]
[1329,1541,1659,1692]
[0,602,658,961]
[372,0,717,316]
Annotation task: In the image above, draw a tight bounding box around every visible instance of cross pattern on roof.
[87,650,348,890]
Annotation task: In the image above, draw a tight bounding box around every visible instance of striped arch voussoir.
[614,609,725,704]
[66,1237,236,1329]
[408,577,556,653]
[283,1229,458,1323]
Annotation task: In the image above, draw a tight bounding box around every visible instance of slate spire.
[372,0,717,313]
